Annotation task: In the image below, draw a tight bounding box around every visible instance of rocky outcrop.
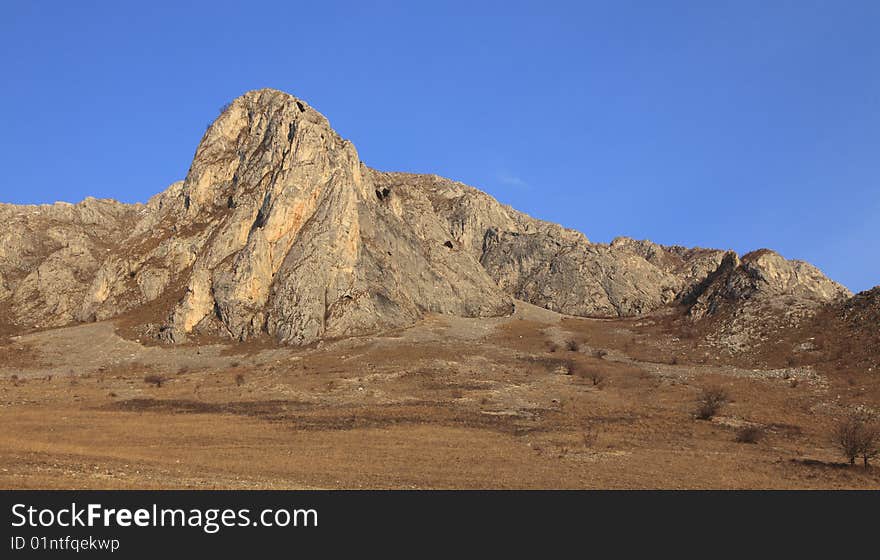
[0,88,853,345]
[678,249,853,353]
[480,231,680,316]
[370,173,731,317]
[0,199,138,328]
[837,287,880,326]
[685,249,851,320]
[76,90,512,344]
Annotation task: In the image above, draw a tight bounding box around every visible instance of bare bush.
[565,339,580,352]
[235,373,245,386]
[144,374,165,388]
[546,342,558,353]
[735,425,764,444]
[694,387,728,420]
[569,362,605,388]
[833,414,879,468]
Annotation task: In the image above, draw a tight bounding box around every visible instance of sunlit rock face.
[0,89,851,345]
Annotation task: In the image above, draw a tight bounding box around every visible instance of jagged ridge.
[0,89,853,345]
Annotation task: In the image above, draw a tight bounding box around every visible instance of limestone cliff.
[0,89,853,345]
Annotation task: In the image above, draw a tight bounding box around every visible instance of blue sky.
[1,1,877,292]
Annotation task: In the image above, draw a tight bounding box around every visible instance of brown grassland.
[0,302,878,489]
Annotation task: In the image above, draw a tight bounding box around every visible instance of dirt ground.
[1,301,878,489]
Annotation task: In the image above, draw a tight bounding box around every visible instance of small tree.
[833,414,878,468]
[694,387,728,420]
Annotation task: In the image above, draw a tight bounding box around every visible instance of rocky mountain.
[672,249,852,353]
[0,89,854,346]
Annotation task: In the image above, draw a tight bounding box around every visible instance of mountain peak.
[184,88,353,215]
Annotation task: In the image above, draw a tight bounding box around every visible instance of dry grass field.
[1,302,878,489]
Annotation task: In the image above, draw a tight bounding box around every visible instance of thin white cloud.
[496,172,529,189]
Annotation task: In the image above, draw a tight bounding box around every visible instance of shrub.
[735,425,764,444]
[833,414,879,468]
[565,339,580,352]
[569,362,605,388]
[670,355,679,365]
[235,373,245,386]
[694,387,728,420]
[144,374,165,388]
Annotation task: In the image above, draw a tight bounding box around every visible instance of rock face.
[0,88,854,345]
[369,173,732,317]
[684,249,851,320]
[90,89,511,344]
[678,249,853,353]
[0,199,139,331]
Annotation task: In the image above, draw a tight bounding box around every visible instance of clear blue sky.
[1,1,877,292]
